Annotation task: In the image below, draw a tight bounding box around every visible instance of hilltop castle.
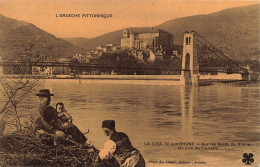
[121,27,173,50]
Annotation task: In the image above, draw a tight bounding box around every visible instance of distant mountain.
[62,37,91,49]
[0,14,84,61]
[156,4,260,60]
[65,4,259,60]
[77,30,123,50]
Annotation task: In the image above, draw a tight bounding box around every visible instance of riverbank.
[200,80,260,87]
[1,74,181,80]
[0,133,117,167]
[2,74,259,87]
[1,73,245,80]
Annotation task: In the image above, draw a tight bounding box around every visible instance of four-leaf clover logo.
[242,153,254,165]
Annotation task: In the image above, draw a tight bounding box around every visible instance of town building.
[52,66,70,75]
[104,44,112,53]
[149,49,163,61]
[172,44,183,59]
[32,66,41,75]
[131,50,145,61]
[73,54,84,62]
[121,27,173,50]
[73,53,92,63]
[96,46,103,51]
[96,44,120,53]
[58,57,71,63]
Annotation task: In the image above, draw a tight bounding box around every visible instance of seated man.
[30,89,65,145]
[30,89,87,146]
[99,120,145,167]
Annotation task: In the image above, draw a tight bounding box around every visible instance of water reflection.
[180,86,196,140]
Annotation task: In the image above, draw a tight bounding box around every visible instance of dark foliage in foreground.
[0,133,118,167]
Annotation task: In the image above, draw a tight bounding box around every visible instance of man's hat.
[36,89,54,97]
[102,120,115,129]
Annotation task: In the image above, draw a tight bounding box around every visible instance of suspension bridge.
[0,31,249,85]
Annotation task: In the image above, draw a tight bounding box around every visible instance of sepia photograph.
[0,0,259,166]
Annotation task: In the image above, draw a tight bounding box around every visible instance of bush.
[0,133,118,167]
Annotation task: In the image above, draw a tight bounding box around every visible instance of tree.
[0,42,42,134]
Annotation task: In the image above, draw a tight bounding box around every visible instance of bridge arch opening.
[185,53,190,70]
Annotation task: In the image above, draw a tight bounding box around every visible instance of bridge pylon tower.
[180,31,200,86]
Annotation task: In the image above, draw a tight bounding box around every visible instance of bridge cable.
[196,39,245,73]
[196,39,232,66]
[194,31,248,73]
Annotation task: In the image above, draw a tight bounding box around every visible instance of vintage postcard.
[0,0,259,166]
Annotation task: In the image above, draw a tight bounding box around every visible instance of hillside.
[156,4,260,60]
[0,14,84,61]
[65,4,259,60]
[62,37,91,49]
[64,30,123,50]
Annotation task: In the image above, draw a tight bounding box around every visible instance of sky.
[0,0,259,38]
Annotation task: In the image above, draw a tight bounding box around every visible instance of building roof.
[150,49,163,56]
[127,27,160,34]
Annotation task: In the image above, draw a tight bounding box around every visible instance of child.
[55,102,87,145]
[56,102,73,129]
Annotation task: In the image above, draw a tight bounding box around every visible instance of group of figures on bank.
[30,89,145,167]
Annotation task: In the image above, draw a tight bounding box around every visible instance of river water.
[1,79,260,166]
